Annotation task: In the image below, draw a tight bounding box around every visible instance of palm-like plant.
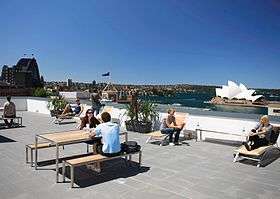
[139,100,159,123]
[125,102,137,121]
[47,96,68,112]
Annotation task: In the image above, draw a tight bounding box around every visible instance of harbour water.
[141,92,279,115]
[80,92,280,123]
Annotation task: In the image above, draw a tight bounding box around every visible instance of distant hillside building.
[67,79,73,87]
[1,57,43,88]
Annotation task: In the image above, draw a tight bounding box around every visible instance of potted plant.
[124,102,138,131]
[125,100,158,133]
[47,96,68,117]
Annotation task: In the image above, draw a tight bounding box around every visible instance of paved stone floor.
[0,111,280,199]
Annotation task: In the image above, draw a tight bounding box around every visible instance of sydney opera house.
[211,81,266,106]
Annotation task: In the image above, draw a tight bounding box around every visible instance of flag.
[102,72,110,77]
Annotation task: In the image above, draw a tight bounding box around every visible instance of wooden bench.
[25,143,64,167]
[146,130,169,146]
[0,116,22,127]
[62,150,142,188]
[195,128,243,142]
[146,113,187,146]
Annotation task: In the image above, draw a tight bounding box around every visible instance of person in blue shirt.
[90,111,121,157]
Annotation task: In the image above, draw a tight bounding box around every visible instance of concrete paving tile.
[1,111,280,199]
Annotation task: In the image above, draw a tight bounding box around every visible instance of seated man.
[60,98,81,117]
[160,108,185,146]
[90,112,121,157]
[243,115,273,151]
[3,96,16,128]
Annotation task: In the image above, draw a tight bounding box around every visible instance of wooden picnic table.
[34,129,128,183]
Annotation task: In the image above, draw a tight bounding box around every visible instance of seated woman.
[80,109,101,147]
[60,99,81,117]
[79,109,100,130]
[160,108,185,146]
[243,115,273,151]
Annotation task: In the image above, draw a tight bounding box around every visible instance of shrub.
[33,88,50,97]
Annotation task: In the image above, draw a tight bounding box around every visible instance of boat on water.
[269,94,279,98]
[172,103,182,106]
[100,98,113,103]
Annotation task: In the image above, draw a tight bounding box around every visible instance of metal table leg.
[56,143,59,183]
[125,131,128,142]
[35,136,38,170]
[139,151,142,168]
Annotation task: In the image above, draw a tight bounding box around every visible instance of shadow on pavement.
[0,135,16,143]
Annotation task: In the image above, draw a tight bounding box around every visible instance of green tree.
[33,88,50,97]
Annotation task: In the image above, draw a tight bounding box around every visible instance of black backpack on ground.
[121,141,141,153]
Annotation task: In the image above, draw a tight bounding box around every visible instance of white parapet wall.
[151,111,279,145]
[0,97,50,114]
[187,115,257,142]
[0,97,279,145]
[0,96,27,111]
[26,97,50,114]
[59,91,90,99]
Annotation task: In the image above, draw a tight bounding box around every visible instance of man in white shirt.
[3,96,16,128]
[88,111,121,172]
[90,112,121,157]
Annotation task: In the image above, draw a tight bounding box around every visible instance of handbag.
[121,141,141,153]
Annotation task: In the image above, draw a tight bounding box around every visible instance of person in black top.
[80,109,101,147]
[79,109,100,130]
[243,115,273,151]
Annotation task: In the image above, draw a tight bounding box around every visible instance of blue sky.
[0,0,280,88]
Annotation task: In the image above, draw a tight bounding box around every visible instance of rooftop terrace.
[1,111,280,199]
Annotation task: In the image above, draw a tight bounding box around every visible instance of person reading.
[243,115,273,151]
[60,98,81,117]
[160,108,186,146]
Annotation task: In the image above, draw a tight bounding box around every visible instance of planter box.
[125,120,152,133]
[50,110,63,117]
